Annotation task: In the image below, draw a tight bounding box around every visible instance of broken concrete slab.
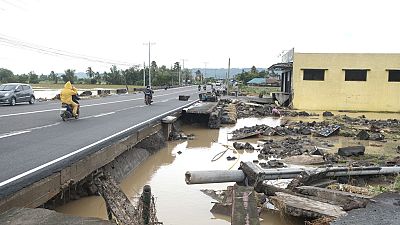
[296,186,372,211]
[315,124,341,137]
[270,192,347,219]
[338,146,365,157]
[0,208,115,225]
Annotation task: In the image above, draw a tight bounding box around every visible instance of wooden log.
[270,192,347,219]
[94,174,140,225]
[296,186,371,211]
[231,185,260,225]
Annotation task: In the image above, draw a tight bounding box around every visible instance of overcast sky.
[0,0,399,74]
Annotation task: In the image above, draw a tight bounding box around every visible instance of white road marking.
[0,131,31,139]
[0,88,195,118]
[0,122,60,139]
[0,100,199,187]
[93,112,115,118]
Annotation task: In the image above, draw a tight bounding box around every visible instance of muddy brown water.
[56,117,303,224]
[56,112,399,224]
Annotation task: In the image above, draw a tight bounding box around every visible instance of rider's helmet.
[146,85,150,89]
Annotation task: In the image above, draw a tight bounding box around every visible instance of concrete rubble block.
[233,142,245,150]
[296,186,372,211]
[270,192,347,219]
[178,95,190,101]
[356,130,370,140]
[338,146,365,157]
[369,133,384,141]
[161,116,177,124]
[80,90,92,96]
[315,124,341,137]
[322,111,334,117]
[244,142,255,150]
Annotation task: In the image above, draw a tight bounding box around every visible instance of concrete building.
[283,53,400,112]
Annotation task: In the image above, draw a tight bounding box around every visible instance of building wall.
[292,53,400,112]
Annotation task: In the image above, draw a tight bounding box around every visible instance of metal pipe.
[186,166,400,184]
[185,170,245,184]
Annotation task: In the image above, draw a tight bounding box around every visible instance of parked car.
[0,83,35,106]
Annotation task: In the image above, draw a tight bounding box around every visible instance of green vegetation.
[240,85,280,96]
[31,83,141,90]
[0,61,193,87]
[368,174,400,195]
[236,66,268,83]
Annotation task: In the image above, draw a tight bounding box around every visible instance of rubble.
[337,146,365,157]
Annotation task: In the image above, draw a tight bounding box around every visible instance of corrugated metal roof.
[247,78,266,84]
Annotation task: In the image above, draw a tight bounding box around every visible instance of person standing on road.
[60,81,79,117]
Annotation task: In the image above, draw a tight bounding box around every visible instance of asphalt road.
[0,86,200,197]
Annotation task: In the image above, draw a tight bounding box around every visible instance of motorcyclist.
[198,84,201,91]
[144,85,154,102]
[60,81,79,117]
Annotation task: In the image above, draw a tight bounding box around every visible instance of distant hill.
[190,68,266,79]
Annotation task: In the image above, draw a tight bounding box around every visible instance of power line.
[0,0,26,11]
[0,33,135,67]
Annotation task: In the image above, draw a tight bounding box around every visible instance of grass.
[31,83,141,90]
[367,174,400,195]
[239,85,280,96]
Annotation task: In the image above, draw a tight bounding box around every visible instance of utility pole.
[143,62,146,87]
[180,59,187,85]
[143,42,155,87]
[227,58,231,93]
[203,62,208,84]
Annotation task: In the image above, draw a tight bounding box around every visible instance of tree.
[251,66,258,74]
[86,67,94,78]
[49,71,58,84]
[104,65,122,84]
[0,68,14,83]
[62,69,76,83]
[195,69,203,82]
[94,72,101,84]
[16,74,29,83]
[39,74,48,82]
[28,71,39,84]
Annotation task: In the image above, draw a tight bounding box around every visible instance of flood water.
[33,89,100,100]
[55,111,400,224]
[56,117,303,225]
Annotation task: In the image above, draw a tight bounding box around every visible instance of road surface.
[0,86,200,198]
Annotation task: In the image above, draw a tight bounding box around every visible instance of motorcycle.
[203,85,206,91]
[198,85,201,91]
[60,95,80,121]
[144,94,152,105]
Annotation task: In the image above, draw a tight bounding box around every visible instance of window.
[303,69,325,81]
[388,70,400,82]
[22,85,31,90]
[344,70,367,81]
